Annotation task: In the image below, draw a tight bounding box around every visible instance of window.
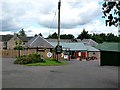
[50,48,52,52]
[93,52,95,55]
[23,42,25,45]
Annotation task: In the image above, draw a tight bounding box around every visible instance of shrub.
[79,56,82,61]
[14,46,24,50]
[14,54,44,64]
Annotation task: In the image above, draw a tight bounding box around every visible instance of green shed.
[95,42,120,66]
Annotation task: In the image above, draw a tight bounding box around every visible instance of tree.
[106,33,118,42]
[48,32,58,39]
[77,29,91,40]
[60,34,74,39]
[102,1,120,27]
[67,34,74,39]
[39,33,43,37]
[34,34,37,37]
[99,33,107,41]
[19,28,26,36]
[91,33,104,43]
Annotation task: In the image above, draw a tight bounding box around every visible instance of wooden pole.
[57,0,61,61]
[58,0,61,46]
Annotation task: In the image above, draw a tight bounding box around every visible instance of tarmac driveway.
[2,58,118,88]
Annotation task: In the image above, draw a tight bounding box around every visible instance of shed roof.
[18,36,33,42]
[95,42,120,52]
[81,39,98,46]
[50,42,87,51]
[25,35,54,48]
[86,45,99,52]
[46,39,72,42]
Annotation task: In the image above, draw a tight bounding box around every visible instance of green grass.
[26,60,67,66]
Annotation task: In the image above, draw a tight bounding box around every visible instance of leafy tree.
[77,29,91,40]
[34,34,38,37]
[106,33,117,42]
[39,33,43,37]
[99,33,107,41]
[19,28,26,36]
[91,33,119,43]
[48,32,58,39]
[60,34,74,39]
[67,34,74,39]
[102,1,120,27]
[14,46,24,50]
[91,33,104,43]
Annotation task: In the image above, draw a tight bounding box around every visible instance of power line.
[49,8,57,36]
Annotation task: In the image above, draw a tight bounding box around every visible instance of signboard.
[78,52,81,56]
[55,45,62,54]
[64,55,68,59]
[47,52,52,57]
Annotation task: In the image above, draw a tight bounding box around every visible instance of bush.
[14,54,44,64]
[79,56,82,61]
[14,46,24,50]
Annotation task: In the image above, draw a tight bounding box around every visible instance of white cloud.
[0,0,118,37]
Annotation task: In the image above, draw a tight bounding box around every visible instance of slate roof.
[0,35,13,42]
[0,35,33,42]
[18,36,33,42]
[25,35,54,48]
[46,38,98,46]
[46,39,72,42]
[95,42,120,52]
[80,39,98,46]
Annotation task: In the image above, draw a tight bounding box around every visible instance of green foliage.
[77,29,91,40]
[14,45,24,50]
[48,32,58,39]
[47,30,119,43]
[92,33,119,43]
[14,54,44,64]
[19,28,26,36]
[60,34,74,39]
[15,41,18,45]
[91,34,104,43]
[39,33,43,37]
[79,56,82,61]
[102,1,120,27]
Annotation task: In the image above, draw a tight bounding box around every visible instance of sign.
[55,45,62,54]
[61,53,64,57]
[47,52,52,57]
[64,55,68,59]
[78,52,81,56]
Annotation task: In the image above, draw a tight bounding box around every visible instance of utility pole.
[56,0,61,61]
[58,0,61,46]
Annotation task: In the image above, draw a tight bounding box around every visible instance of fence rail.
[0,49,40,58]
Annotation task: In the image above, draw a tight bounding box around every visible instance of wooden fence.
[0,49,51,58]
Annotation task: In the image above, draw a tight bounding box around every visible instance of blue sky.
[0,0,118,37]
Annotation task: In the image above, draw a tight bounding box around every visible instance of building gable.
[25,35,54,49]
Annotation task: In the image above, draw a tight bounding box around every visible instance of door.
[81,52,86,59]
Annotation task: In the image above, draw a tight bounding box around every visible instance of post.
[18,47,20,57]
[57,0,61,61]
[58,0,61,46]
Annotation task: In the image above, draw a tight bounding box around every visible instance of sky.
[0,0,118,38]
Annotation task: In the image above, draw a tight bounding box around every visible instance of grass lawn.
[26,60,67,66]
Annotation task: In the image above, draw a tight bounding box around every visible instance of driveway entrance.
[2,58,118,88]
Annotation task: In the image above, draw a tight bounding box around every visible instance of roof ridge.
[30,35,39,46]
